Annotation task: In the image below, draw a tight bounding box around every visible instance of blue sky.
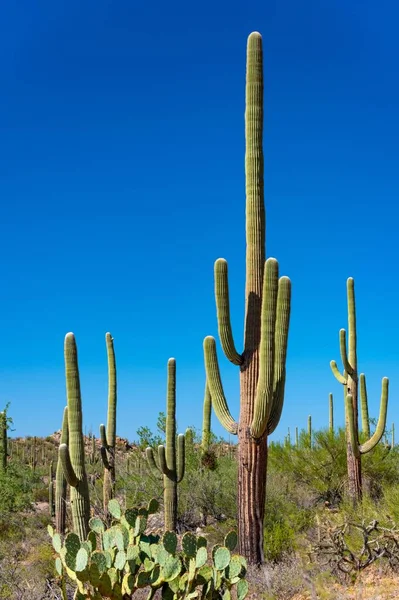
[1,1,398,442]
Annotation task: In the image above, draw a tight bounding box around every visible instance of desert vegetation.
[0,31,396,600]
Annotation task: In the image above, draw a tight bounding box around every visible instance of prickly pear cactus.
[48,498,248,599]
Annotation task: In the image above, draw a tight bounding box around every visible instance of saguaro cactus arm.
[339,329,354,377]
[203,336,238,435]
[105,333,117,448]
[146,447,161,476]
[100,423,108,450]
[267,275,291,436]
[59,443,78,487]
[100,445,110,469]
[250,258,279,438]
[359,374,370,438]
[359,378,389,454]
[215,259,243,366]
[176,434,185,483]
[330,360,347,384]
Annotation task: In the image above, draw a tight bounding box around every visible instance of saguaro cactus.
[55,406,69,534]
[203,32,291,565]
[0,411,7,472]
[329,393,334,433]
[49,461,55,518]
[146,358,185,532]
[59,333,91,540]
[201,382,212,453]
[100,332,117,514]
[330,278,389,502]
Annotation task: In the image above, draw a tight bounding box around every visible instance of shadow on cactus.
[48,498,249,599]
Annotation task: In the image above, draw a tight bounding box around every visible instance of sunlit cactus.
[331,278,389,502]
[100,332,117,515]
[59,333,90,540]
[146,358,185,531]
[202,32,291,564]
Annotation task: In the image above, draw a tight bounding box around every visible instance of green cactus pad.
[196,536,207,549]
[108,499,121,519]
[89,563,101,586]
[91,551,107,575]
[227,555,242,579]
[89,517,105,534]
[168,576,180,593]
[55,557,63,576]
[113,528,125,552]
[143,557,155,572]
[237,579,249,600]
[163,555,182,581]
[126,544,140,561]
[65,533,81,557]
[75,547,89,572]
[136,571,153,588]
[224,530,238,552]
[197,565,213,584]
[98,573,112,597]
[104,550,113,569]
[182,532,197,558]
[223,589,232,600]
[214,546,231,570]
[147,498,159,514]
[211,544,221,562]
[108,567,118,587]
[87,531,97,551]
[178,573,188,590]
[47,524,54,538]
[133,515,147,537]
[156,546,170,566]
[122,573,135,595]
[195,546,207,569]
[65,551,77,571]
[114,549,127,570]
[163,531,178,554]
[124,508,138,527]
[52,533,62,553]
[161,587,174,600]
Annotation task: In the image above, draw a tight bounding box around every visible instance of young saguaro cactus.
[201,382,212,453]
[100,332,117,514]
[0,411,7,472]
[330,277,389,502]
[49,461,55,518]
[146,358,185,532]
[203,32,291,565]
[329,393,334,434]
[55,406,69,534]
[59,333,91,541]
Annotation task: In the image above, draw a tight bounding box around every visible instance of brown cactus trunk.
[346,376,362,501]
[238,359,267,564]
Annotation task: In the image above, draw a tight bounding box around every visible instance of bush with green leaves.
[48,497,249,599]
[0,462,39,513]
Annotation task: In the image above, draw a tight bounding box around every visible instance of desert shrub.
[0,462,38,513]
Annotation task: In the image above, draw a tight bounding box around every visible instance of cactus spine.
[203,32,291,564]
[201,382,211,453]
[100,332,117,514]
[59,333,90,540]
[55,406,69,534]
[146,358,185,532]
[0,411,7,471]
[331,278,389,502]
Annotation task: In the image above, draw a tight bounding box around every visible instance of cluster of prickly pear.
[48,498,248,599]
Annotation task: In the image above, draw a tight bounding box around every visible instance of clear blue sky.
[1,1,398,442]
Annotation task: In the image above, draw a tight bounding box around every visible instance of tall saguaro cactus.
[203,32,291,565]
[100,332,117,514]
[59,333,91,541]
[55,406,69,534]
[330,278,389,502]
[146,358,185,532]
